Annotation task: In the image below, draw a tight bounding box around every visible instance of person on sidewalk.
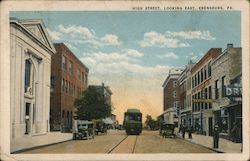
[188,124,193,139]
[181,125,186,139]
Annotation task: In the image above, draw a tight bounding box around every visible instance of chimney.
[227,43,233,48]
[102,83,104,87]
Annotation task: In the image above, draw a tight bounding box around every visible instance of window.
[68,60,73,75]
[173,91,177,98]
[25,59,32,93]
[85,74,88,86]
[197,71,200,85]
[204,65,207,80]
[82,72,84,82]
[51,76,55,90]
[77,69,81,80]
[62,56,67,71]
[221,76,226,97]
[62,110,65,118]
[62,79,65,92]
[208,61,212,77]
[192,77,194,88]
[215,80,219,99]
[173,81,177,88]
[65,80,68,93]
[208,86,212,99]
[201,68,204,82]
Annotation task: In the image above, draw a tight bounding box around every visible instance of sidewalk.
[11,132,72,153]
[179,133,242,153]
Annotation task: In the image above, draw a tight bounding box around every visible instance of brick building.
[211,44,242,142]
[162,69,183,125]
[50,43,89,131]
[191,48,221,136]
[179,61,195,127]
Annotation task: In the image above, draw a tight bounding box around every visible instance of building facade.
[10,18,56,140]
[179,61,195,127]
[211,44,242,142]
[191,48,221,136]
[162,69,183,125]
[50,43,89,131]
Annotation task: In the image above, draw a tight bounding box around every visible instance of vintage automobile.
[73,120,95,140]
[159,123,176,138]
[93,120,107,135]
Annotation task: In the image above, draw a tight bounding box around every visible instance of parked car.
[73,120,95,140]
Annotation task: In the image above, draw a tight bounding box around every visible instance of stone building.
[211,44,242,142]
[191,48,221,136]
[50,43,89,131]
[162,69,183,125]
[10,18,56,139]
[179,61,195,127]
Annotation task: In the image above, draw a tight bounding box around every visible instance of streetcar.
[123,108,142,135]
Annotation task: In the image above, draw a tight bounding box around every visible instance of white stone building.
[10,18,56,140]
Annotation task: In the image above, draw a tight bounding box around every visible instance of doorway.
[208,117,213,136]
[25,103,31,134]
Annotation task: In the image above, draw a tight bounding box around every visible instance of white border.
[0,1,249,161]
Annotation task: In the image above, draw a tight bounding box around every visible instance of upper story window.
[204,65,207,80]
[221,76,226,97]
[173,91,177,98]
[215,80,219,99]
[208,61,212,77]
[77,69,81,80]
[173,81,177,88]
[25,59,34,94]
[62,56,67,71]
[68,60,73,75]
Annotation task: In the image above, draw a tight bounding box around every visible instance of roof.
[126,109,141,113]
[10,18,56,55]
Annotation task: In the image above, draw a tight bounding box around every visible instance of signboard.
[224,85,242,97]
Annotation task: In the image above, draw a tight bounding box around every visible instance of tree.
[74,88,112,120]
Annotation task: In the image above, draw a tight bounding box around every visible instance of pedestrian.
[182,125,186,139]
[188,125,193,139]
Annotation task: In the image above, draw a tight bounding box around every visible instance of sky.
[10,11,241,123]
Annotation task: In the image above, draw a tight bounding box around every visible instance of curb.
[11,138,73,154]
[176,135,224,153]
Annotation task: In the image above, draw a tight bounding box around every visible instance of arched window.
[25,59,33,93]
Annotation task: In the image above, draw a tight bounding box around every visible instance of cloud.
[166,31,216,40]
[58,24,95,39]
[140,31,190,48]
[100,34,122,45]
[80,50,170,79]
[124,49,144,57]
[158,52,179,59]
[185,52,198,61]
[64,43,78,52]
[47,24,122,48]
[47,28,62,41]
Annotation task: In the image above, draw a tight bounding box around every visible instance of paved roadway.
[22,130,215,153]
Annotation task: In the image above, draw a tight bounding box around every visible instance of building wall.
[211,46,242,137]
[10,20,54,139]
[50,43,88,131]
[191,48,221,135]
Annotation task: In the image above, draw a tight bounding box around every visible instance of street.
[22,130,215,153]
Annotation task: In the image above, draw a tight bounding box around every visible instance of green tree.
[74,88,112,120]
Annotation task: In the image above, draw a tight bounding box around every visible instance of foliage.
[145,115,159,130]
[74,88,112,120]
